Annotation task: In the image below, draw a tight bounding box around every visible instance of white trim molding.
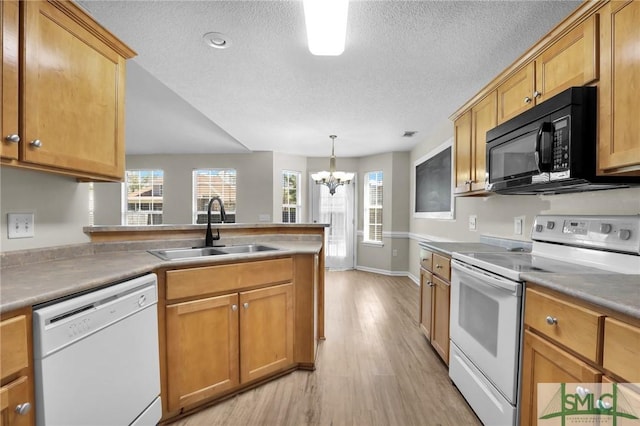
[408,232,455,243]
[357,230,410,239]
[355,265,409,277]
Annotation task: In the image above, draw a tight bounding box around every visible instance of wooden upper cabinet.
[598,0,640,175]
[1,0,20,161]
[497,14,598,125]
[454,110,472,194]
[497,62,535,124]
[20,1,135,180]
[535,14,598,104]
[454,92,496,195]
[470,92,496,192]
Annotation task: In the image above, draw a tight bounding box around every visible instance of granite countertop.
[0,240,322,314]
[522,272,640,321]
[419,242,511,257]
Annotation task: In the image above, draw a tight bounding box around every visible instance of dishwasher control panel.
[33,273,158,359]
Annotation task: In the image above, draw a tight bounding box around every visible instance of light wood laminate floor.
[170,270,481,426]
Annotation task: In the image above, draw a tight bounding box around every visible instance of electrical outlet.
[514,216,525,235]
[8,213,35,239]
[392,249,398,257]
[468,215,477,231]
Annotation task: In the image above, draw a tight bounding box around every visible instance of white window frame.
[122,169,164,225]
[282,170,301,223]
[192,169,237,224]
[363,171,383,244]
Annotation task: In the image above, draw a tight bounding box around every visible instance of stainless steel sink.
[218,244,279,254]
[148,244,279,261]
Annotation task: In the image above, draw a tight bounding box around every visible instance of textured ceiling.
[79,0,581,158]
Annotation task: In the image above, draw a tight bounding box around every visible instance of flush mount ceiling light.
[311,135,355,195]
[203,32,231,49]
[303,0,349,56]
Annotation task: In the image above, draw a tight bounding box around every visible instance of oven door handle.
[451,260,521,295]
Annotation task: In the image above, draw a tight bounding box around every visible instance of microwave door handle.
[535,122,554,172]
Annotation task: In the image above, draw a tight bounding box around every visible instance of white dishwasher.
[33,273,161,426]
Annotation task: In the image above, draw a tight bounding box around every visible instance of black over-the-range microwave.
[485,86,640,195]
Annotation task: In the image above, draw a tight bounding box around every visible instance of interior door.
[310,177,355,270]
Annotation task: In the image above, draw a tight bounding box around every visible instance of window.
[193,169,237,224]
[123,170,164,225]
[282,170,301,223]
[364,171,383,243]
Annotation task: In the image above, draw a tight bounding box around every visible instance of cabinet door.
[419,269,433,340]
[0,376,32,426]
[1,0,19,160]
[166,293,239,411]
[520,330,601,426]
[21,1,127,179]
[239,283,294,383]
[598,0,640,174]
[535,14,598,104]
[431,276,450,365]
[470,91,496,192]
[497,62,535,124]
[454,110,472,193]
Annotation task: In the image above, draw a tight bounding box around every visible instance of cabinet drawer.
[0,376,31,426]
[0,315,28,381]
[603,318,640,382]
[524,288,603,363]
[167,257,293,300]
[432,253,451,281]
[419,248,433,271]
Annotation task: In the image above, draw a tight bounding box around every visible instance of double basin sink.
[148,244,280,261]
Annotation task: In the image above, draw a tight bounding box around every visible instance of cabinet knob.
[545,315,558,325]
[435,264,442,269]
[596,399,612,410]
[533,91,542,99]
[30,139,42,148]
[15,402,31,416]
[576,386,591,398]
[427,281,434,287]
[243,302,249,309]
[5,134,20,143]
[524,96,532,104]
[231,304,238,311]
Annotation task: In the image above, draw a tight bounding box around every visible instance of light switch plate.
[468,215,477,231]
[7,213,35,239]
[514,216,525,235]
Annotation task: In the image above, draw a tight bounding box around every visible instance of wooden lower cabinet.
[239,284,294,383]
[430,276,450,363]
[165,282,294,413]
[418,248,451,364]
[0,309,34,426]
[165,293,240,412]
[520,330,601,426]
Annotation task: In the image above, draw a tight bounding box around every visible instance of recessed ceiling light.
[203,32,231,49]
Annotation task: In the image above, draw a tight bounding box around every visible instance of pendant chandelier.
[311,135,355,195]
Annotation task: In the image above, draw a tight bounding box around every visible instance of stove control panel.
[532,215,640,254]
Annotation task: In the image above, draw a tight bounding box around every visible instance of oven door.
[450,259,522,403]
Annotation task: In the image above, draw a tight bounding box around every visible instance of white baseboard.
[354,265,409,277]
[407,272,419,286]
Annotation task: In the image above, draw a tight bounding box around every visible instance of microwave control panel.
[552,116,570,170]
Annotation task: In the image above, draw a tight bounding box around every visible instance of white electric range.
[448,215,640,426]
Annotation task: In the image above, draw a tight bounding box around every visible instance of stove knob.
[600,223,612,234]
[535,224,544,232]
[619,229,632,240]
[546,221,555,230]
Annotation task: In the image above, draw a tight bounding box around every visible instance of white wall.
[408,125,640,281]
[0,167,91,251]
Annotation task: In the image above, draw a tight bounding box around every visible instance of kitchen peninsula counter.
[1,223,326,315]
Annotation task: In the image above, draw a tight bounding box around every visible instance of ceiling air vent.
[403,131,417,137]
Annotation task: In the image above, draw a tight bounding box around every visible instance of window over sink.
[193,169,237,224]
